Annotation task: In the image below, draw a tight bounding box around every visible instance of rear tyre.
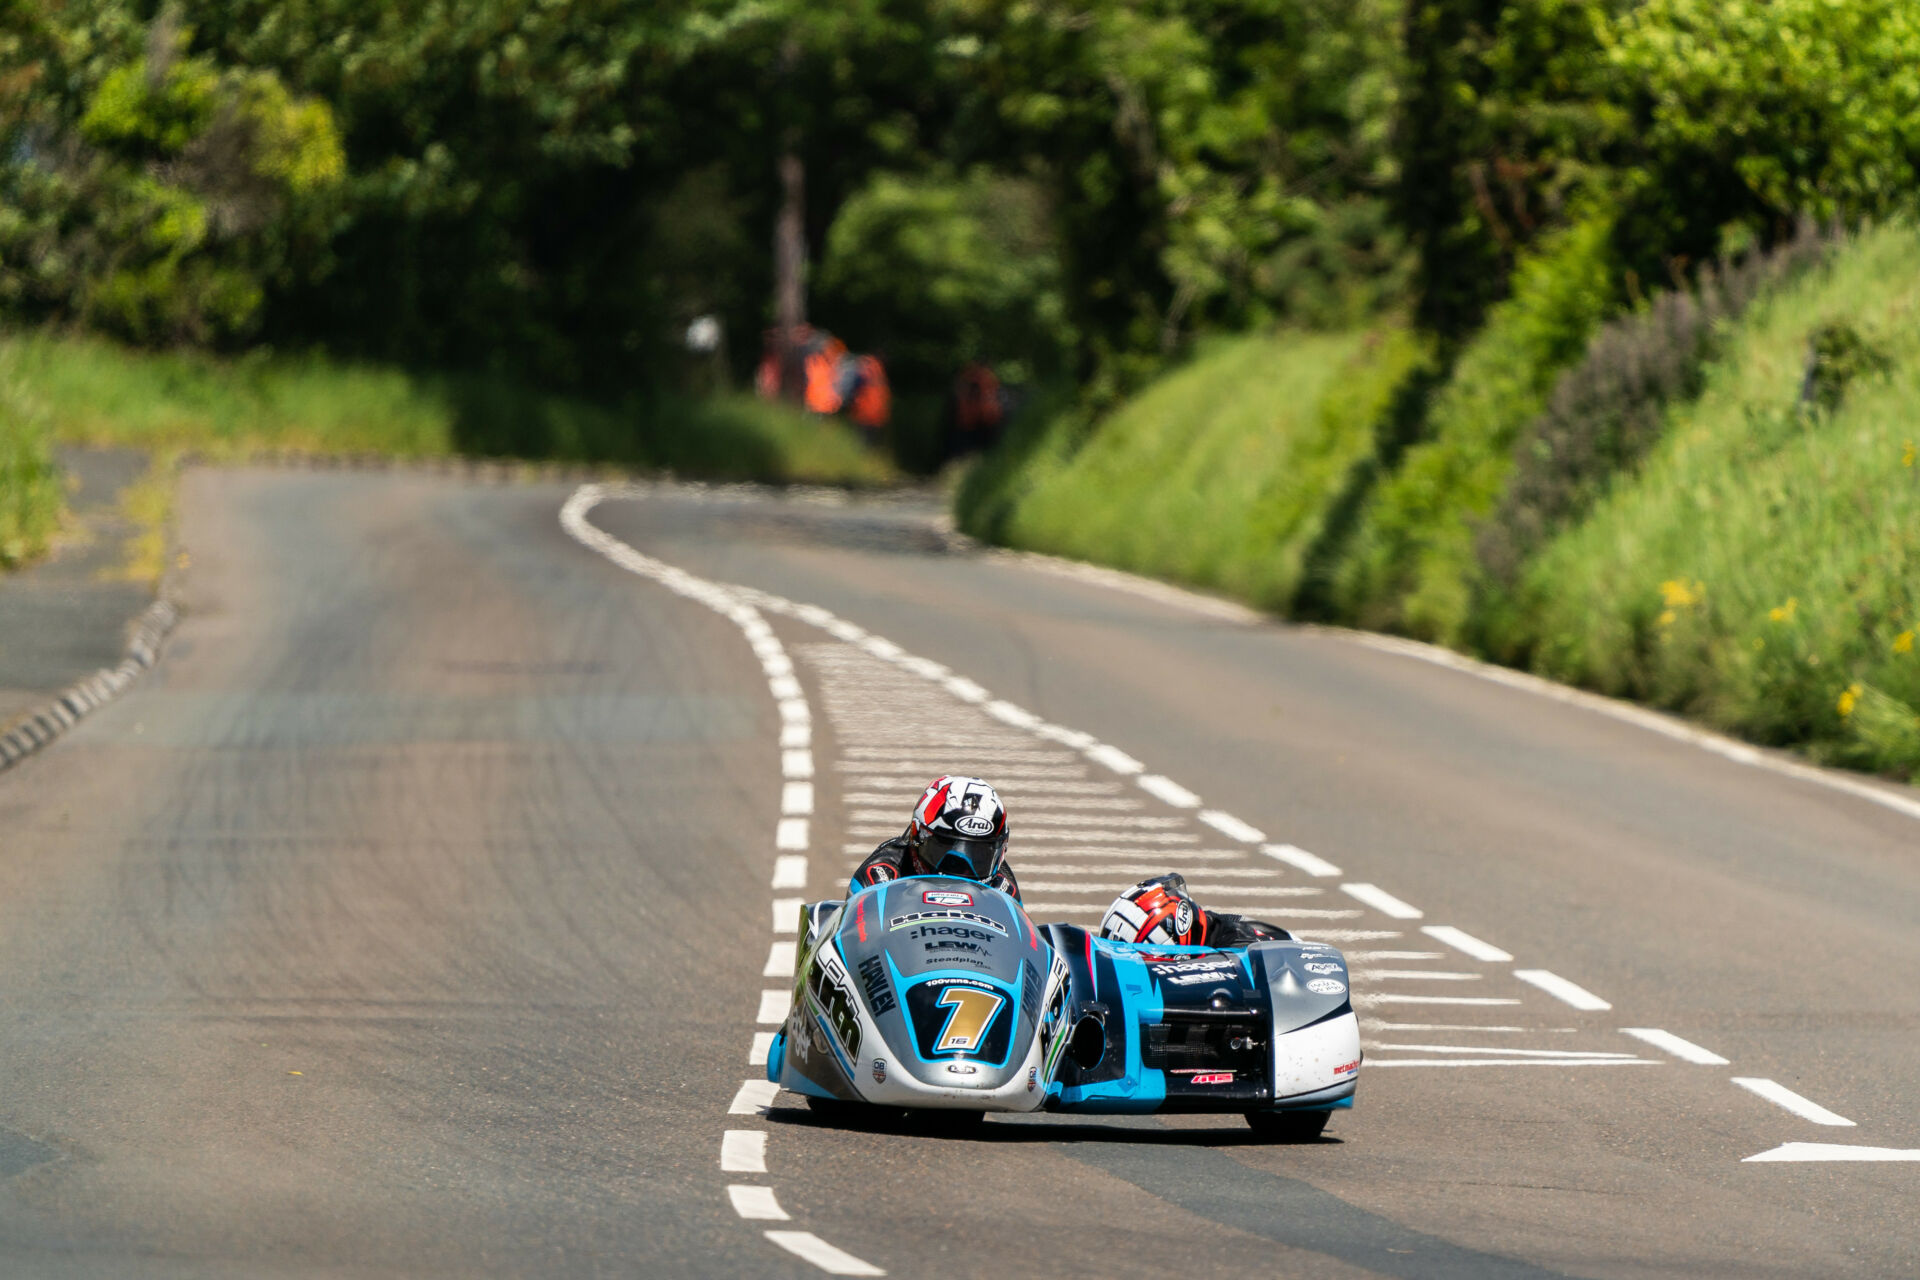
[1245,1109,1331,1142]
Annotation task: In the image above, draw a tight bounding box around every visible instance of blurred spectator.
[947,361,1008,458]
[848,354,892,446]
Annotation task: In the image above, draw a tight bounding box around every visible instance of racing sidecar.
[765,876,1359,1138]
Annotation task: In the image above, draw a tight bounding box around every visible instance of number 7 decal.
[934,986,1005,1053]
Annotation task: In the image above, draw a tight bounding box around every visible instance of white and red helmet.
[1101,873,1207,946]
[906,775,1010,881]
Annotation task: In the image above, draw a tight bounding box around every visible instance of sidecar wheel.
[1245,1109,1331,1142]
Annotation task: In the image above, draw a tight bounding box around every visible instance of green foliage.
[817,169,1067,387]
[954,324,1426,610]
[1330,212,1616,639]
[1504,222,1920,780]
[0,330,890,485]
[0,374,62,568]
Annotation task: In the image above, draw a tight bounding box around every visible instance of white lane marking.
[1176,885,1325,898]
[1367,1058,1655,1068]
[757,990,792,1023]
[728,1185,790,1220]
[783,749,815,778]
[764,1230,888,1276]
[729,1080,780,1115]
[898,656,949,680]
[986,700,1041,729]
[1355,969,1480,981]
[1744,1143,1920,1163]
[749,1032,777,1066]
[1341,883,1423,919]
[1016,864,1287,876]
[769,675,803,700]
[1087,744,1144,774]
[763,942,797,978]
[1421,925,1513,963]
[779,698,811,727]
[1621,1027,1729,1065]
[1732,1078,1856,1126]
[1367,1044,1639,1059]
[944,676,989,702]
[771,855,809,889]
[1198,810,1265,843]
[771,899,803,934]
[1342,630,1920,827]
[776,818,810,850]
[1513,969,1611,1011]
[1362,1021,1559,1033]
[782,782,815,816]
[781,723,811,748]
[1137,774,1200,807]
[1262,843,1341,877]
[722,1130,768,1173]
[1358,994,1520,1005]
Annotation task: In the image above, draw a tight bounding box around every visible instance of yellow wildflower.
[1837,683,1862,718]
[1905,440,1917,468]
[1769,597,1798,623]
[1896,630,1915,655]
[1657,609,1677,627]
[1659,579,1702,608]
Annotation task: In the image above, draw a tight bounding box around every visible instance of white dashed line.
[771,898,804,933]
[1087,744,1145,774]
[1421,925,1513,963]
[763,942,797,978]
[776,818,810,850]
[729,1080,780,1115]
[749,1032,777,1066]
[728,1185,790,1220]
[782,782,815,815]
[1744,1143,1920,1163]
[1198,810,1265,843]
[770,856,808,889]
[721,1130,768,1173]
[1341,883,1423,919]
[757,990,792,1023]
[1513,969,1611,1011]
[1262,843,1341,877]
[1732,1078,1856,1126]
[1621,1027,1729,1065]
[1137,774,1200,807]
[764,1230,888,1275]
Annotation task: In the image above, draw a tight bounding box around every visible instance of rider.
[850,776,1291,947]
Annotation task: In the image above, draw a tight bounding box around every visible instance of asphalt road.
[1,467,1916,1278]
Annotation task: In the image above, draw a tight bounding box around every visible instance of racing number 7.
[933,987,1005,1053]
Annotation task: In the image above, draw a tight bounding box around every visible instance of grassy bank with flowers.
[1488,223,1920,779]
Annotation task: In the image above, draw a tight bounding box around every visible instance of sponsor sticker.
[1027,1066,1038,1092]
[890,910,1008,935]
[1190,1072,1234,1085]
[872,1058,888,1084]
[1333,1059,1360,1075]
[1302,962,1342,975]
[953,813,995,837]
[923,889,973,907]
[946,1063,978,1075]
[1306,978,1347,996]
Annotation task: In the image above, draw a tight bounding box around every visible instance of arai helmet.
[906,775,1010,881]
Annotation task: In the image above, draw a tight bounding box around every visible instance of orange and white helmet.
[905,775,1010,881]
[1100,873,1207,946]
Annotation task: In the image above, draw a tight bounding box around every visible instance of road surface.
[0,466,1915,1277]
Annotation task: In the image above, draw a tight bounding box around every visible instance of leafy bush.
[1506,222,1920,779]
[0,375,60,568]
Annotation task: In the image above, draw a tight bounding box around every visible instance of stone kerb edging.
[0,590,180,775]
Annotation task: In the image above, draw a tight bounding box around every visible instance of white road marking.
[776,818,810,850]
[1744,1143,1920,1163]
[1293,930,1403,941]
[1358,994,1520,1005]
[1348,951,1445,961]
[748,1033,777,1066]
[1176,885,1325,897]
[1367,1058,1655,1068]
[944,676,989,702]
[898,656,949,680]
[840,746,1072,763]
[1198,810,1265,843]
[1341,883,1424,919]
[1087,744,1144,774]
[721,1130,768,1173]
[1362,1021,1556,1033]
[996,813,1186,828]
[781,723,811,749]
[768,675,803,700]
[1621,1027,1729,1065]
[1732,1078,1856,1126]
[1355,969,1480,981]
[782,749,814,778]
[1421,925,1513,963]
[728,1185,790,1220]
[1262,843,1341,877]
[764,1230,888,1275]
[1513,969,1611,1011]
[771,898,803,934]
[1137,774,1200,807]
[782,782,814,816]
[757,990,792,1023]
[1008,831,1200,845]
[1367,1044,1639,1059]
[729,1080,780,1115]
[763,942,797,978]
[771,856,808,889]
[986,700,1041,729]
